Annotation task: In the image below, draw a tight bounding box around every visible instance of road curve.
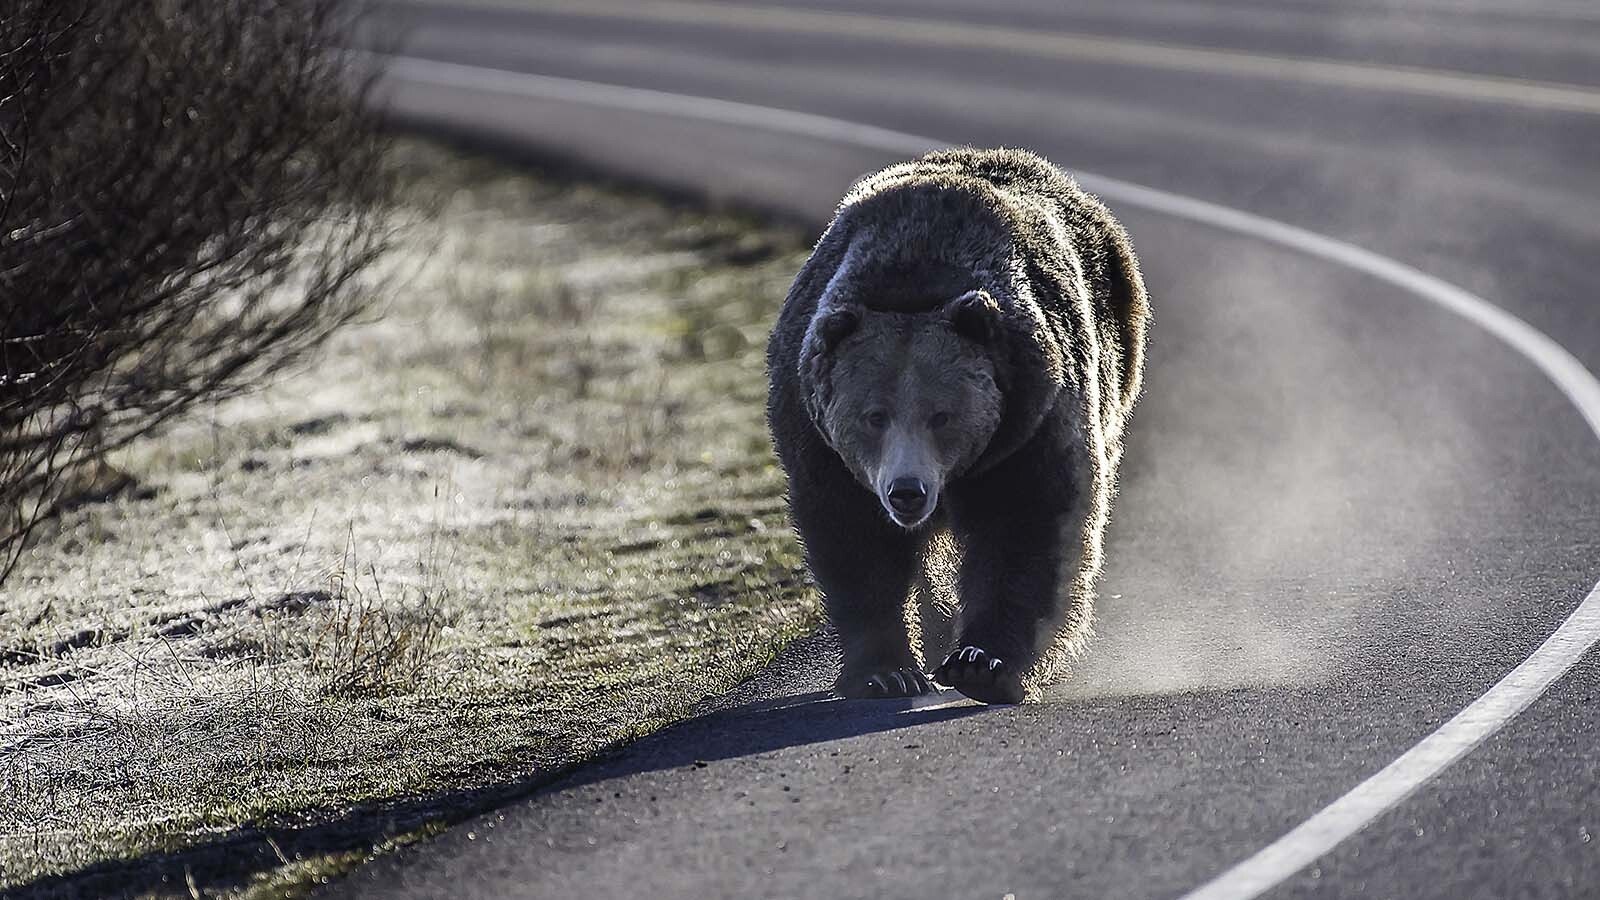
[333,2,1600,897]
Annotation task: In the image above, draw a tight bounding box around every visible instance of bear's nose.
[887,477,929,514]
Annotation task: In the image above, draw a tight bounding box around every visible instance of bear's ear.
[810,304,861,354]
[799,304,861,430]
[944,289,999,343]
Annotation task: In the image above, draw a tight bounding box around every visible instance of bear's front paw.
[934,646,1024,705]
[837,665,931,699]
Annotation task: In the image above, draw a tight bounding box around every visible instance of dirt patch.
[0,140,819,897]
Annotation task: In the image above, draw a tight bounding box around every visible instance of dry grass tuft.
[304,530,457,697]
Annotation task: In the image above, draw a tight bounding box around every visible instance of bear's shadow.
[559,690,988,791]
[555,628,992,788]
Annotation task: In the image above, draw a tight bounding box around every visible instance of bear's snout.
[883,476,935,527]
[887,477,928,514]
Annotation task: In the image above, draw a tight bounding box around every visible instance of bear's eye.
[929,412,950,430]
[864,410,889,429]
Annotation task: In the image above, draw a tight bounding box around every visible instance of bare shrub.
[0,0,393,582]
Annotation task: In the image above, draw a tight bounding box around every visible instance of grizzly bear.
[766,147,1150,704]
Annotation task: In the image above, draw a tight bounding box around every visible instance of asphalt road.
[334,2,1600,897]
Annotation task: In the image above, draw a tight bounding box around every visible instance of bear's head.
[800,290,1004,529]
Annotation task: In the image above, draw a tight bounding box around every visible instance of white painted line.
[413,0,1600,116]
[375,55,1600,899]
[1255,0,1600,25]
[374,56,946,158]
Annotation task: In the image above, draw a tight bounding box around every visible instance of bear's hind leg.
[912,527,959,668]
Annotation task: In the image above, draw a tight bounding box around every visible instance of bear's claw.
[934,646,1024,705]
[842,665,931,698]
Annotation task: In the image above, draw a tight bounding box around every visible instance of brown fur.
[767,148,1150,702]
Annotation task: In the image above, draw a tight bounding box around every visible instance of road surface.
[333,2,1600,897]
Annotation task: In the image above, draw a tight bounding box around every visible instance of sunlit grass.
[0,140,819,896]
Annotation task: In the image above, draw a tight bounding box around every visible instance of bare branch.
[0,0,393,580]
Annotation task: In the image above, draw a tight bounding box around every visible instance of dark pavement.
[331,2,1600,896]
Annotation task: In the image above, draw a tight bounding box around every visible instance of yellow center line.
[441,0,1600,116]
